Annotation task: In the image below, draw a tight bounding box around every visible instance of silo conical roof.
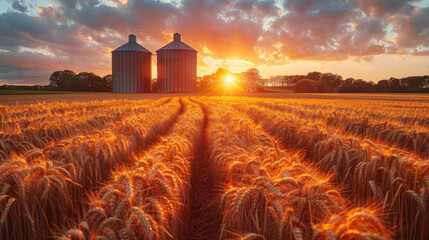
[157,33,197,52]
[112,34,152,53]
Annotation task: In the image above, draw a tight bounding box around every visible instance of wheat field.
[0,94,428,240]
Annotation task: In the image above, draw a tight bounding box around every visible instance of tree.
[67,72,90,91]
[321,73,343,90]
[268,76,283,86]
[307,71,322,80]
[49,70,110,92]
[49,70,76,90]
[295,79,325,93]
[242,68,261,84]
[376,79,390,92]
[214,68,231,82]
[200,74,216,88]
[283,75,306,86]
[102,75,113,92]
[70,72,107,92]
[339,78,374,92]
[402,76,429,88]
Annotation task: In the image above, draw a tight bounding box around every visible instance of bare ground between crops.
[186,102,221,240]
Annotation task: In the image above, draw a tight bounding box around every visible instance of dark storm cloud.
[0,11,82,52]
[0,51,58,84]
[0,0,428,84]
[11,0,28,12]
[352,0,417,17]
[285,0,352,15]
[0,48,110,85]
[393,6,429,48]
[233,0,280,16]
[263,0,383,61]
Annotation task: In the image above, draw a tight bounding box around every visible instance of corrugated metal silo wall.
[112,51,152,93]
[157,49,196,93]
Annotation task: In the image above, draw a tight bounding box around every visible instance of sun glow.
[206,74,244,95]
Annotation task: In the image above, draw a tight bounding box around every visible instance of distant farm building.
[112,34,152,93]
[157,33,197,93]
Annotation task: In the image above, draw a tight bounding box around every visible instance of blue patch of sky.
[415,0,429,8]
[0,0,51,14]
[0,0,181,14]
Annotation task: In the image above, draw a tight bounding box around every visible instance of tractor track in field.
[187,100,221,240]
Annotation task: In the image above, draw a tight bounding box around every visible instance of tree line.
[268,72,429,93]
[198,68,262,88]
[49,70,112,92]
[0,70,113,92]
[1,69,427,93]
[197,68,429,93]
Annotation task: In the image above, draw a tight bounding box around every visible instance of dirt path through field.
[187,102,221,239]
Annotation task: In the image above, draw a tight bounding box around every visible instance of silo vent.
[129,34,136,43]
[174,33,181,42]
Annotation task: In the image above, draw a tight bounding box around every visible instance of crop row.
[1,96,428,239]
[207,97,428,240]
[0,98,183,239]
[60,98,204,240]
[253,100,429,156]
[200,99,391,239]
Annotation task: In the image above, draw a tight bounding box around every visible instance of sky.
[0,0,428,85]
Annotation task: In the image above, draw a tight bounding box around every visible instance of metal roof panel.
[156,33,197,52]
[112,34,152,53]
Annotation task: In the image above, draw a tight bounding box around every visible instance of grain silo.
[112,34,152,93]
[157,33,197,93]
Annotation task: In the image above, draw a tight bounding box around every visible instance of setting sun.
[226,76,234,83]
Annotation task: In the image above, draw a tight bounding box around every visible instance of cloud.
[0,49,110,84]
[392,6,429,48]
[258,0,388,61]
[0,0,428,84]
[412,50,429,56]
[352,0,417,17]
[11,0,28,13]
